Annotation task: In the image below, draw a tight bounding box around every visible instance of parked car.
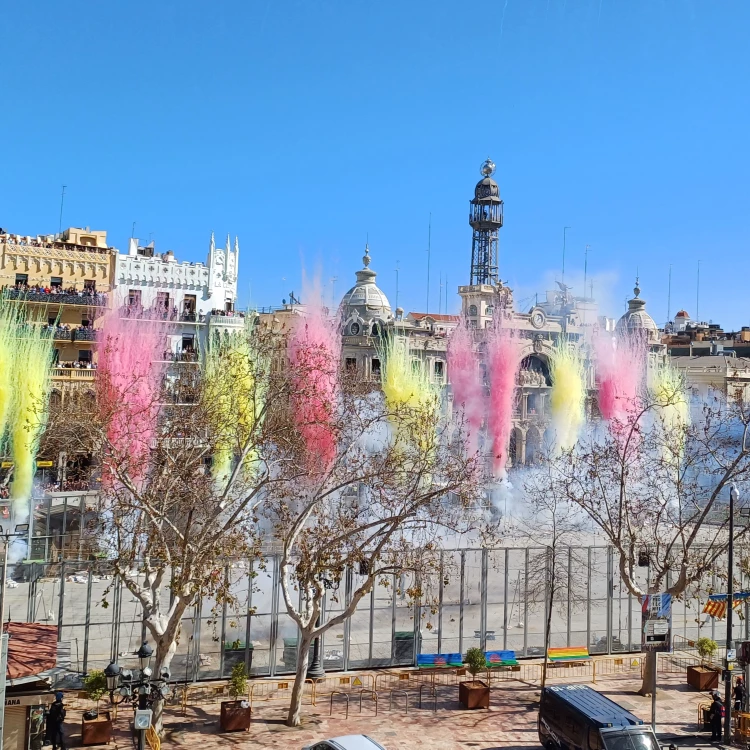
[539,684,662,750]
[303,736,386,750]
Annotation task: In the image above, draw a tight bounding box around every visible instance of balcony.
[74,328,97,341]
[51,367,96,381]
[208,311,246,327]
[119,306,206,324]
[5,287,107,307]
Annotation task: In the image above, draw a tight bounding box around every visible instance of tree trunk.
[540,548,555,714]
[639,650,656,696]
[286,631,314,727]
[151,630,178,733]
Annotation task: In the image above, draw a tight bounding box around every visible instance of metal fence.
[5,546,748,686]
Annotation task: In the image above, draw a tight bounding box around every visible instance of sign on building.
[641,593,672,652]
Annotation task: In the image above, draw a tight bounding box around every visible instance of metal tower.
[469,158,504,285]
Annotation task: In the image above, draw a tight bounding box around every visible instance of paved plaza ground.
[61,670,725,749]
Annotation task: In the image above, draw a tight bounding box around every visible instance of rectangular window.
[411,359,422,374]
[434,361,444,378]
[225,299,234,312]
[48,317,56,327]
[156,292,170,310]
[81,317,89,327]
[371,358,381,376]
[183,295,196,313]
[345,357,357,372]
[15,274,28,286]
[78,350,92,363]
[84,279,96,291]
[182,334,195,351]
[50,277,63,289]
[128,289,141,306]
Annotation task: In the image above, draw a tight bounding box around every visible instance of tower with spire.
[459,158,507,329]
[207,231,239,311]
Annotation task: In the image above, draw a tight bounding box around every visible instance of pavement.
[62,670,731,750]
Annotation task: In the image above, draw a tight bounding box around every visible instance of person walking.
[735,677,747,713]
[45,692,66,750]
[709,692,725,742]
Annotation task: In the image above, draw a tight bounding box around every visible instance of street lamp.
[725,485,741,743]
[104,642,170,750]
[137,642,153,671]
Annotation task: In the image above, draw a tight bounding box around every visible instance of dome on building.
[616,278,659,342]
[340,246,392,336]
[675,310,690,319]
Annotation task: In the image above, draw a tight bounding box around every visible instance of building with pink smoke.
[332,158,604,469]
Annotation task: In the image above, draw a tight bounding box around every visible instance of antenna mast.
[426,213,431,314]
[58,185,67,234]
[667,264,672,324]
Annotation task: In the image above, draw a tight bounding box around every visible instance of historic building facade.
[114,232,244,358]
[336,158,597,467]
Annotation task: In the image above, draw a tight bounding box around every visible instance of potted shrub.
[687,637,720,691]
[220,662,252,731]
[81,670,113,745]
[458,648,490,709]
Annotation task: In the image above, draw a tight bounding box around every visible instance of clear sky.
[2,0,748,327]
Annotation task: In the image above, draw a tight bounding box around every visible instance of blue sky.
[2,0,748,326]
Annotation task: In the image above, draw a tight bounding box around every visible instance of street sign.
[36,461,53,468]
[641,593,672,652]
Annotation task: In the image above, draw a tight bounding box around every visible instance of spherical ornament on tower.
[480,158,496,177]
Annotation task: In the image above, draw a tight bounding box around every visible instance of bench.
[416,653,464,668]
[548,646,590,666]
[485,650,519,668]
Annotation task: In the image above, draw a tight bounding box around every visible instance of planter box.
[459,680,490,710]
[687,665,719,691]
[220,701,251,732]
[81,711,113,746]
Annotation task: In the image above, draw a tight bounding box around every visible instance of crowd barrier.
[178,653,669,716]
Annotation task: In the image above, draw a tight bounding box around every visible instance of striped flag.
[702,592,750,619]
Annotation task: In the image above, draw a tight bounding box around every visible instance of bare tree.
[520,458,587,698]
[47,324,292,729]
[538,382,750,693]
[264,377,486,727]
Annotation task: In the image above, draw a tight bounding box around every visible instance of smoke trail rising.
[288,300,341,471]
[595,329,646,429]
[203,327,262,482]
[381,335,439,449]
[96,310,167,484]
[549,340,586,452]
[0,298,21,455]
[651,363,689,460]
[487,327,520,476]
[446,320,483,454]
[10,314,54,522]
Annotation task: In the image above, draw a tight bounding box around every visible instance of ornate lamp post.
[104,642,171,750]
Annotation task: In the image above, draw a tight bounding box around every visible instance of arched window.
[468,304,478,317]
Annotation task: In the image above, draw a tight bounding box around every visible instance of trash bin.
[393,631,422,664]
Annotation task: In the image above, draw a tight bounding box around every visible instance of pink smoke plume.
[487,326,520,477]
[595,329,646,430]
[446,320,483,454]
[288,295,341,472]
[96,310,168,484]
